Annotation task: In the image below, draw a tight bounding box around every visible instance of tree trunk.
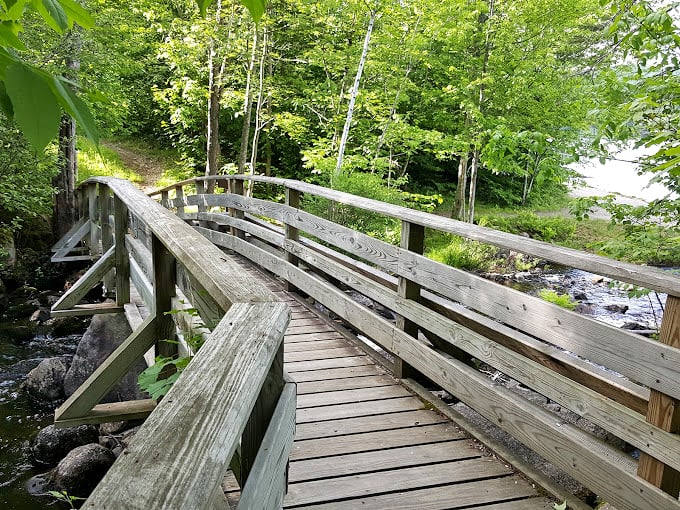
[452,155,468,221]
[238,25,259,179]
[53,115,77,238]
[205,40,221,194]
[249,26,269,179]
[467,149,479,223]
[334,7,377,179]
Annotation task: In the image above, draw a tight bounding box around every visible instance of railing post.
[151,234,177,368]
[239,342,284,485]
[394,220,424,379]
[88,182,100,255]
[175,185,185,217]
[196,179,208,228]
[114,196,130,306]
[285,186,300,293]
[637,295,680,497]
[99,184,114,294]
[229,178,245,239]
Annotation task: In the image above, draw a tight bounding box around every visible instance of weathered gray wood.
[130,257,154,314]
[55,315,158,422]
[52,216,88,252]
[237,381,296,510]
[85,302,289,509]
[284,332,345,343]
[289,477,545,510]
[198,212,285,247]
[125,234,152,280]
[296,397,423,424]
[196,179,209,229]
[289,441,480,483]
[294,409,447,441]
[50,303,124,318]
[284,187,300,293]
[51,218,90,261]
[175,185,185,216]
[55,399,156,428]
[284,458,511,507]
[290,422,466,461]
[638,294,680,496]
[295,374,394,395]
[229,179,245,239]
[286,356,372,373]
[297,386,411,408]
[223,174,680,297]
[285,347,362,363]
[114,197,131,306]
[83,178,276,311]
[285,339,349,353]
[287,365,383,383]
[88,182,99,254]
[51,246,115,312]
[99,184,114,293]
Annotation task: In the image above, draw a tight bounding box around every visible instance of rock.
[49,443,116,498]
[64,313,147,403]
[99,420,141,436]
[0,227,16,272]
[23,356,72,400]
[622,322,648,331]
[31,425,99,466]
[604,304,628,314]
[29,306,51,323]
[572,291,588,301]
[574,303,597,315]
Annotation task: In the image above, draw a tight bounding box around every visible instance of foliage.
[539,289,577,311]
[426,234,497,272]
[479,212,576,243]
[77,139,143,183]
[48,490,86,509]
[553,500,567,510]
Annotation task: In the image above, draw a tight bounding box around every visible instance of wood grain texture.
[84,302,289,509]
[295,375,394,395]
[296,397,423,424]
[52,246,115,311]
[55,399,156,428]
[114,197,131,306]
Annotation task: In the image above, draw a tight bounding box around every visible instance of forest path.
[102,140,167,193]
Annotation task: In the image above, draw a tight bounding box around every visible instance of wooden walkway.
[226,260,553,510]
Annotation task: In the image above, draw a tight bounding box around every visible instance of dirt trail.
[102,141,166,193]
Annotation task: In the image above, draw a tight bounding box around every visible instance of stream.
[0,323,80,510]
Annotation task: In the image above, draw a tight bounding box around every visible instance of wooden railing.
[51,177,295,509]
[149,174,680,510]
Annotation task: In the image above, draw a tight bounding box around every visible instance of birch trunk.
[238,25,259,179]
[334,8,377,178]
[467,149,480,223]
[452,155,468,221]
[249,27,269,180]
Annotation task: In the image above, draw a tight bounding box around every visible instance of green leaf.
[0,21,25,50]
[3,63,61,150]
[51,77,99,145]
[240,0,266,22]
[58,0,94,29]
[32,0,69,33]
[195,0,212,16]
[0,81,14,119]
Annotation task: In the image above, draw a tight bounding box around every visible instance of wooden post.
[88,182,100,255]
[175,185,185,217]
[99,184,114,295]
[161,190,170,210]
[151,234,177,362]
[285,187,300,293]
[637,295,680,497]
[229,178,245,239]
[114,196,130,306]
[394,220,424,379]
[239,342,284,485]
[196,179,208,228]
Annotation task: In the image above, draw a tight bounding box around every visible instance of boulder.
[29,307,51,323]
[31,424,99,466]
[23,356,72,400]
[64,313,147,403]
[0,228,16,273]
[604,304,628,314]
[49,443,116,498]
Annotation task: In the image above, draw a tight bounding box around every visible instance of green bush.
[427,235,497,272]
[538,289,576,310]
[480,212,575,243]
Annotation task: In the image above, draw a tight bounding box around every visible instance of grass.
[77,138,143,184]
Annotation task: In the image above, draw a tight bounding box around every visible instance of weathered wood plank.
[285,339,349,353]
[288,477,547,510]
[50,303,124,318]
[286,324,336,335]
[286,356,372,373]
[130,256,154,314]
[287,365,383,383]
[290,422,467,460]
[55,399,156,428]
[285,332,345,343]
[296,397,423,424]
[295,375,395,395]
[198,212,284,248]
[285,347,362,363]
[52,216,88,252]
[284,458,512,507]
[114,198,131,306]
[51,246,115,312]
[85,302,289,509]
[237,382,296,510]
[52,217,90,261]
[297,386,412,408]
[289,441,481,483]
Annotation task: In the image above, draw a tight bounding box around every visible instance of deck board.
[223,259,553,509]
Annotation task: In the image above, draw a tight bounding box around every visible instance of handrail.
[152,174,680,510]
[149,174,680,297]
[52,177,295,509]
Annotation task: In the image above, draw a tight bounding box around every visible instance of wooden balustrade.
[149,174,680,510]
[51,177,295,510]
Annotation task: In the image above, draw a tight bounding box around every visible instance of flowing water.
[0,325,80,509]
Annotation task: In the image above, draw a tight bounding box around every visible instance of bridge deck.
[225,261,553,510]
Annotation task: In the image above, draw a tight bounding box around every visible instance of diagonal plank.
[52,245,115,311]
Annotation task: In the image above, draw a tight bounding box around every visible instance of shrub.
[427,236,497,272]
[480,212,575,243]
[538,289,576,310]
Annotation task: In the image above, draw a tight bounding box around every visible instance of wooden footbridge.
[49,175,680,510]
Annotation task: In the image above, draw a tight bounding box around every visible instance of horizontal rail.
[155,175,680,509]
